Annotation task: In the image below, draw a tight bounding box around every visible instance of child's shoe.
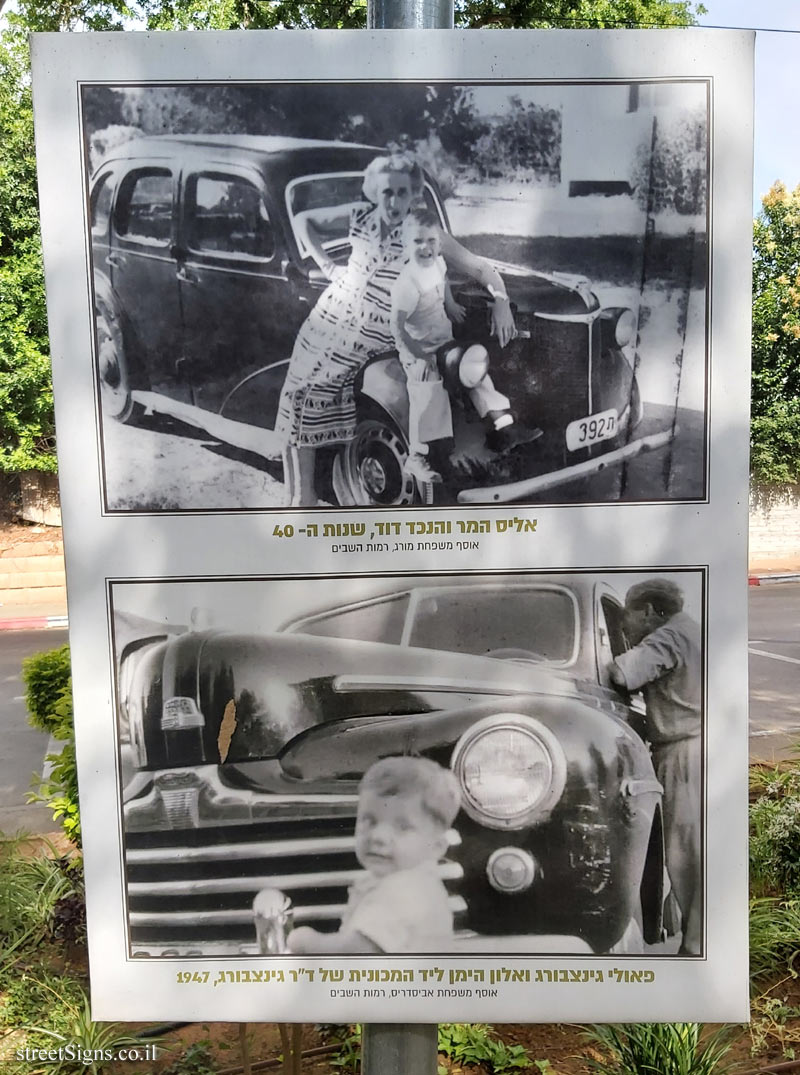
[486,419,543,454]
[403,452,442,483]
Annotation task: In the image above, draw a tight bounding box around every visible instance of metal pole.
[368,0,454,29]
[360,3,453,1069]
[362,1023,439,1074]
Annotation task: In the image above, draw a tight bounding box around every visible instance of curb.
[749,573,800,587]
[0,614,68,631]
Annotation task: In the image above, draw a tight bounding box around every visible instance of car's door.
[176,165,309,412]
[595,585,648,723]
[108,164,183,384]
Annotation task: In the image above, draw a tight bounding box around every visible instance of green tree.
[135,0,703,31]
[0,25,55,473]
[751,182,800,484]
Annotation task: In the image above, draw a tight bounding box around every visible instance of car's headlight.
[613,308,637,347]
[601,307,637,348]
[451,713,567,830]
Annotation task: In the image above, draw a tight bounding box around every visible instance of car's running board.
[457,428,675,504]
[132,392,283,460]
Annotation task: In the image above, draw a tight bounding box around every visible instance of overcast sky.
[698,0,800,212]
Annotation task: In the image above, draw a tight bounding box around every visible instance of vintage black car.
[117,576,670,957]
[90,135,673,507]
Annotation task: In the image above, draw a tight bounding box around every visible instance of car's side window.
[599,596,628,660]
[290,594,410,645]
[187,173,274,259]
[90,172,114,239]
[115,168,173,246]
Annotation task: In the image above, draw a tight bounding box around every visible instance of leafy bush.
[438,1022,539,1072]
[750,768,800,898]
[326,1023,541,1074]
[0,840,79,966]
[583,1023,731,1075]
[27,985,157,1075]
[22,644,72,737]
[30,739,82,848]
[749,897,800,985]
[22,644,81,845]
[162,1042,218,1074]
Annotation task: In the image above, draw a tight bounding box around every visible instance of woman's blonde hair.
[362,152,424,205]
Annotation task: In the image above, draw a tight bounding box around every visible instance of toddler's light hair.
[403,203,440,234]
[359,756,461,829]
[362,152,423,205]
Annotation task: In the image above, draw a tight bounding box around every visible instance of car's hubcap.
[360,455,388,497]
[347,420,417,505]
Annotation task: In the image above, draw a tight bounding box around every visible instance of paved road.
[1,584,798,834]
[0,628,69,835]
[749,580,800,762]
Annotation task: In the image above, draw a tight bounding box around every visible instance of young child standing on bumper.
[286,756,461,954]
[391,206,541,483]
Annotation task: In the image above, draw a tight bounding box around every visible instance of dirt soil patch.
[0,519,63,558]
[93,1010,796,1075]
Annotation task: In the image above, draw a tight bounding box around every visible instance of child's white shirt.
[340,862,453,952]
[391,255,453,357]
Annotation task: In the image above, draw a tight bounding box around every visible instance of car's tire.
[333,405,434,507]
[96,296,135,423]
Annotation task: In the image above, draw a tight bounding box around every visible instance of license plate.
[566,408,618,451]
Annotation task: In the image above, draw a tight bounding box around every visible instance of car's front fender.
[358,355,410,434]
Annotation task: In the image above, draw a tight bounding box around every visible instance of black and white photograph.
[112,569,705,959]
[86,79,709,511]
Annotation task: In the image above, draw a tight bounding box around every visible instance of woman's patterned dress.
[275,203,406,448]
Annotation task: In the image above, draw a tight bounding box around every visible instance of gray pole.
[368,0,454,28]
[360,3,453,1070]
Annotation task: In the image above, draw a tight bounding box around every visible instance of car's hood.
[126,628,587,771]
[490,260,600,315]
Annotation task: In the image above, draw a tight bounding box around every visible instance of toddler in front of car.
[391,205,541,484]
[286,756,461,953]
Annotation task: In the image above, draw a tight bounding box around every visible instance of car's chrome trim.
[130,892,468,930]
[127,827,461,865]
[131,391,283,459]
[127,835,358,865]
[333,673,535,695]
[125,765,362,829]
[130,860,464,898]
[533,310,599,324]
[457,428,676,504]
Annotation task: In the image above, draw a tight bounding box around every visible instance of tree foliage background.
[752,182,800,484]
[28,0,800,490]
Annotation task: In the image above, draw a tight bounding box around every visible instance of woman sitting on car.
[274,151,516,507]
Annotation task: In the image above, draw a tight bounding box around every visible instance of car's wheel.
[333,407,434,507]
[96,298,135,423]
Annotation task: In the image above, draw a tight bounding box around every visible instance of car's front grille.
[531,316,594,427]
[125,800,465,957]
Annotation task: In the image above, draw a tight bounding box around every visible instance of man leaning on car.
[608,579,702,956]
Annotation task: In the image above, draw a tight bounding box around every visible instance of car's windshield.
[291,586,577,664]
[286,172,445,260]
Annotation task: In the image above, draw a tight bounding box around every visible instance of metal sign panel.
[31,27,753,1022]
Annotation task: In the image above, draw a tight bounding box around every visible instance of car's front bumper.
[457,427,675,504]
